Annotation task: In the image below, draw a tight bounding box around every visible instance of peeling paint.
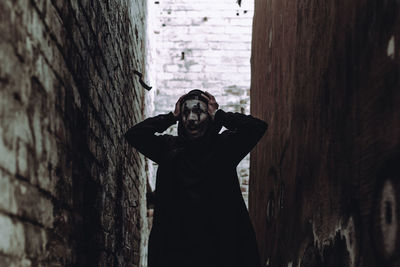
[341,217,356,267]
[311,218,356,267]
[387,35,395,59]
[380,180,397,257]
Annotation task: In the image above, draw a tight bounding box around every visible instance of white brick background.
[148,0,254,205]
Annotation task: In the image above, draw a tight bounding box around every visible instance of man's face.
[181,99,209,140]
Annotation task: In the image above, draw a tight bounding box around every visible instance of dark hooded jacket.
[125,109,267,267]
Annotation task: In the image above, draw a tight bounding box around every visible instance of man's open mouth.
[187,125,200,133]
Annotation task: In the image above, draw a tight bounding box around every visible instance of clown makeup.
[181,99,209,140]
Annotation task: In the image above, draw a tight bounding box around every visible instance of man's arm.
[124,112,177,164]
[214,109,268,165]
[200,91,267,165]
[125,95,186,163]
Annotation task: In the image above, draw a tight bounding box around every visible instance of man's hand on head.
[173,94,187,119]
[202,91,219,120]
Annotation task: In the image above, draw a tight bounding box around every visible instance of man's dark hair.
[180,89,209,110]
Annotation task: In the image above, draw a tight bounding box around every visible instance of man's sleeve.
[214,109,268,166]
[124,112,177,164]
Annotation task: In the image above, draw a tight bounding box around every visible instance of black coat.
[125,109,267,267]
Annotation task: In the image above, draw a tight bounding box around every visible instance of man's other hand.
[202,91,219,119]
[173,94,186,119]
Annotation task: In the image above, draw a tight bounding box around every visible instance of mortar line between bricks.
[0,165,52,201]
[0,251,33,263]
[0,163,93,217]
[72,0,140,137]
[57,0,145,155]
[104,2,147,126]
[43,116,104,171]
[4,1,150,265]
[33,53,112,153]
[0,208,76,256]
[27,1,89,102]
[73,0,136,128]
[4,33,131,197]
[28,0,122,150]
[33,0,122,142]
[85,97,120,152]
[67,0,122,121]
[0,209,48,230]
[96,1,128,85]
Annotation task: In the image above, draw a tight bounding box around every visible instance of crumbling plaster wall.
[0,1,150,266]
[250,1,400,266]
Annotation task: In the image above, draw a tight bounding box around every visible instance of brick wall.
[0,1,149,266]
[250,0,400,266]
[150,0,254,205]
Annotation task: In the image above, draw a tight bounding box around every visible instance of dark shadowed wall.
[0,1,149,266]
[250,1,400,266]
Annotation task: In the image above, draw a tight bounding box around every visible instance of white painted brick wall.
[148,0,254,206]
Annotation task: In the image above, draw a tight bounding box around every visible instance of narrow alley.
[0,0,399,267]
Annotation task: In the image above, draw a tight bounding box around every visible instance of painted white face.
[181,99,209,140]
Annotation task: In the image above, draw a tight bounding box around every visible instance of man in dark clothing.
[125,89,267,267]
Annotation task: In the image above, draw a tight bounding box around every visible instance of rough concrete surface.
[250,0,400,266]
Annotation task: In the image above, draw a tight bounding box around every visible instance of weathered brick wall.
[150,0,254,204]
[0,1,149,266]
[250,1,400,266]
